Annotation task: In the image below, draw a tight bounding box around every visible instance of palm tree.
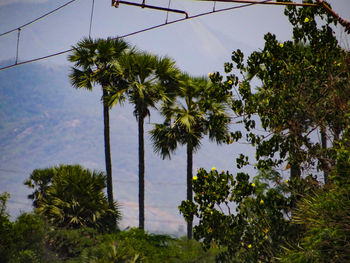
[25,164,121,231]
[68,37,130,208]
[108,51,179,229]
[150,74,231,239]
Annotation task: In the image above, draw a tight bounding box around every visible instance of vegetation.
[1,1,350,262]
[0,193,219,262]
[25,164,120,232]
[180,0,350,262]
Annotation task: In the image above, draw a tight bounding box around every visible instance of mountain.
[0,61,247,234]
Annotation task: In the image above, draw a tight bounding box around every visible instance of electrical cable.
[0,168,27,174]
[0,0,271,72]
[196,0,318,7]
[0,0,79,37]
[115,179,185,186]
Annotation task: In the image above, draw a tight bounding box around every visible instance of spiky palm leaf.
[29,165,121,231]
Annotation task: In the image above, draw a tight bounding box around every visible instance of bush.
[9,250,39,263]
[25,164,121,232]
[279,131,350,262]
[46,227,99,260]
[12,213,45,258]
[81,228,219,263]
[0,193,13,263]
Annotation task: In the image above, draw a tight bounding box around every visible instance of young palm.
[109,51,179,229]
[25,164,121,231]
[68,37,130,208]
[150,74,231,239]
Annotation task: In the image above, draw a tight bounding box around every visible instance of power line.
[196,0,318,7]
[0,168,27,174]
[123,216,185,224]
[119,201,182,209]
[0,0,271,72]
[0,0,79,37]
[116,179,185,186]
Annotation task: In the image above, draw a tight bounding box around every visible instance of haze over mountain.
[0,61,248,234]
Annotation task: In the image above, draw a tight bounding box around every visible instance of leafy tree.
[108,52,180,229]
[151,74,230,239]
[25,164,120,232]
[68,37,131,207]
[180,1,350,261]
[179,167,320,262]
[214,1,350,183]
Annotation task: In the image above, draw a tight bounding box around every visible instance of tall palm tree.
[108,51,179,229]
[150,74,230,239]
[68,37,130,208]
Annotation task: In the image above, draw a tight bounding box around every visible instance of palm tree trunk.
[290,164,300,180]
[321,127,328,184]
[138,115,145,230]
[103,88,113,208]
[290,146,300,211]
[187,144,193,239]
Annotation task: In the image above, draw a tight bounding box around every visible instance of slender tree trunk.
[290,145,300,211]
[290,164,300,180]
[187,144,193,239]
[138,115,145,230]
[321,127,328,184]
[103,88,113,208]
[290,164,300,212]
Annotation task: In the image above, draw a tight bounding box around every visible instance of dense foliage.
[0,194,219,263]
[180,0,350,262]
[25,164,120,232]
[0,193,45,263]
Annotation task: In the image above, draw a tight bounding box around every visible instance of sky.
[0,0,349,71]
[0,0,349,233]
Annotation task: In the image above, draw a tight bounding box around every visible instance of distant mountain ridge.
[0,62,190,234]
[0,61,243,234]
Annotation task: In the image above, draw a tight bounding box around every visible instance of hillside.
[0,62,244,234]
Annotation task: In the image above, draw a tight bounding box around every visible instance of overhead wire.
[196,0,318,7]
[122,216,185,224]
[0,0,79,37]
[0,0,272,72]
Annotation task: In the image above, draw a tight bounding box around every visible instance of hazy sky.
[0,0,348,74]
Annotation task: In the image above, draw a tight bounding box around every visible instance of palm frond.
[150,123,178,159]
